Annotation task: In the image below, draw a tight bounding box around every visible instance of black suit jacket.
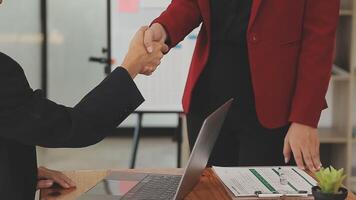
[0,52,144,199]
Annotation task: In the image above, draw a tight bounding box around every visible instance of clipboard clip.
[254,191,283,198]
[254,190,308,198]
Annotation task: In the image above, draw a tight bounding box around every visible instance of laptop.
[78,99,233,200]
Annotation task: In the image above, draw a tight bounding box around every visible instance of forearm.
[73,67,144,136]
[152,0,202,47]
[289,0,340,127]
[0,67,144,147]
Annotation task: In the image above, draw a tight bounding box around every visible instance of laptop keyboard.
[121,174,182,200]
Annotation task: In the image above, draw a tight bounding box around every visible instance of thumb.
[144,28,154,53]
[138,26,149,35]
[134,26,149,43]
[37,180,54,189]
[283,137,292,164]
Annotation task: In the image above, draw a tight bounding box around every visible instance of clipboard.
[212,166,317,199]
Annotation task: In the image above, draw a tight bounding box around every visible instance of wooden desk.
[41,168,356,200]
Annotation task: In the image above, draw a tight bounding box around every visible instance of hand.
[144,23,168,53]
[121,26,168,78]
[283,123,322,171]
[37,166,76,190]
[142,24,169,75]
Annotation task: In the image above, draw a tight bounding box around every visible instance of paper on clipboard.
[212,166,317,197]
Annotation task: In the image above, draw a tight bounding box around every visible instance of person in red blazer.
[143,0,340,171]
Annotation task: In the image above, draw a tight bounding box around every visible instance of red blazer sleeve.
[152,0,202,47]
[289,0,340,128]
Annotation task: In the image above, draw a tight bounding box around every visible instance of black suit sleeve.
[0,53,144,148]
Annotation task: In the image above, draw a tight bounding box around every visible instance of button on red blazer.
[153,0,340,128]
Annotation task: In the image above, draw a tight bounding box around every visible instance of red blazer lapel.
[198,0,211,37]
[248,0,262,32]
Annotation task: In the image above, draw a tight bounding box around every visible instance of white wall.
[0,0,41,89]
[47,0,107,107]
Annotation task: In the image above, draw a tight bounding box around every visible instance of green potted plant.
[312,166,348,200]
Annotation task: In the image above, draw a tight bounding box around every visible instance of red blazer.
[153,0,340,128]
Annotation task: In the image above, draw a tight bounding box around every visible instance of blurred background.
[0,0,356,191]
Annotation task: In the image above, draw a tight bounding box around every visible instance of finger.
[143,69,153,76]
[134,26,149,40]
[153,60,161,67]
[144,28,154,53]
[141,66,151,74]
[157,52,164,59]
[301,147,315,171]
[148,66,156,73]
[150,66,157,73]
[130,26,148,50]
[135,26,149,44]
[52,175,71,189]
[41,168,76,188]
[311,149,321,171]
[283,138,292,164]
[315,140,322,169]
[140,66,150,73]
[37,180,54,189]
[161,44,169,53]
[139,26,149,32]
[58,173,76,187]
[141,70,152,76]
[312,138,322,170]
[292,147,305,170]
[152,43,166,55]
[146,67,154,75]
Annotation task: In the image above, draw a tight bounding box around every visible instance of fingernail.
[284,157,289,164]
[147,46,153,53]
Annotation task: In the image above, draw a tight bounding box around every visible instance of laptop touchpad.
[83,172,147,198]
[87,180,139,196]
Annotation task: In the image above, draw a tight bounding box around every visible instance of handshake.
[121,25,168,79]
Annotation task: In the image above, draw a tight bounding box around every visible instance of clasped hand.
[121,26,168,78]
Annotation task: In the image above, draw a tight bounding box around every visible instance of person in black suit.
[0,23,168,200]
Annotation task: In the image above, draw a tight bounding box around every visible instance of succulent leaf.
[315,166,346,194]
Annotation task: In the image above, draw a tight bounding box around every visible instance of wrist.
[121,61,138,79]
[291,122,315,128]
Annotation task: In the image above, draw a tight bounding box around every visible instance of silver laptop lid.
[174,99,233,200]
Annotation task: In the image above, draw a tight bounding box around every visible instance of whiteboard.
[111,0,199,112]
